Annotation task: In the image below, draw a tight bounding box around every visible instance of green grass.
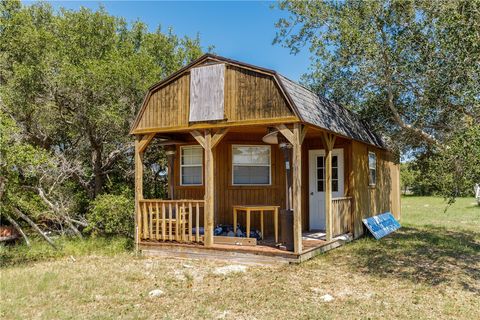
[0,236,133,267]
[401,196,480,232]
[0,197,478,319]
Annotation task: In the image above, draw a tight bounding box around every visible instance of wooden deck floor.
[139,233,352,264]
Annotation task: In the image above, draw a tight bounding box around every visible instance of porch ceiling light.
[262,127,292,149]
[262,128,280,145]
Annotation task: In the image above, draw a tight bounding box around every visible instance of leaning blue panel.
[362,212,401,239]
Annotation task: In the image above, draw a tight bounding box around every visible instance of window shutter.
[189,64,225,122]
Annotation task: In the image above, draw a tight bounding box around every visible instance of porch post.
[292,123,306,254]
[134,133,155,249]
[277,123,307,254]
[323,132,336,242]
[134,137,144,249]
[204,130,214,246]
[191,128,229,247]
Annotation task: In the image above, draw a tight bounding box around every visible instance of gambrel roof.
[277,75,385,148]
[131,54,385,149]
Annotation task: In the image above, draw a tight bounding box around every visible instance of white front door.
[308,149,344,230]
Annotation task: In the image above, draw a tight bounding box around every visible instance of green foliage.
[401,126,480,199]
[0,0,205,239]
[0,0,205,204]
[275,0,479,150]
[0,111,50,217]
[427,126,480,202]
[0,236,132,267]
[400,162,417,194]
[275,0,480,201]
[86,193,134,237]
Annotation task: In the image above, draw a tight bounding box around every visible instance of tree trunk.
[13,207,56,248]
[92,145,104,198]
[3,213,30,246]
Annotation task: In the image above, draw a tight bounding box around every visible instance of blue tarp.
[362,212,401,239]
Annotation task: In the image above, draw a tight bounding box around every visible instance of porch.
[134,124,354,262]
[136,199,353,264]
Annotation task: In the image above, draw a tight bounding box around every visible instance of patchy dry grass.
[1,197,479,319]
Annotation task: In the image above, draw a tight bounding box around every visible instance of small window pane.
[233,146,269,165]
[317,156,324,168]
[369,168,376,185]
[368,152,376,185]
[332,180,338,192]
[332,167,338,179]
[332,156,338,167]
[181,166,202,185]
[317,168,324,180]
[181,147,202,165]
[233,166,270,184]
[368,152,376,169]
[317,180,324,192]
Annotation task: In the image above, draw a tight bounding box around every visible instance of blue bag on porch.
[191,227,204,235]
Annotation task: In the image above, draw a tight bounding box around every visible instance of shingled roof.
[276,75,386,148]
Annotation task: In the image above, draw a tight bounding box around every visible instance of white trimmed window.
[232,145,271,185]
[180,146,203,185]
[368,151,377,186]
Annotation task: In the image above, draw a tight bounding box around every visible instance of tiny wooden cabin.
[131,54,400,263]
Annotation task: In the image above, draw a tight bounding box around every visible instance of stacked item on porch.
[214,224,262,240]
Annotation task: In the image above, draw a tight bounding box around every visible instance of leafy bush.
[86,194,134,237]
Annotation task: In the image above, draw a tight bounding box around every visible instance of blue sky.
[28,1,312,81]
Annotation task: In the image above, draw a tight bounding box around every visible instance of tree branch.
[36,187,83,238]
[13,207,56,248]
[377,21,441,147]
[3,213,30,246]
[101,142,133,172]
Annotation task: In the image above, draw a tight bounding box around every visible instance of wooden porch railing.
[138,199,205,243]
[332,197,352,236]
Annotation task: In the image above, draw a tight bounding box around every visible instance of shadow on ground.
[340,227,480,293]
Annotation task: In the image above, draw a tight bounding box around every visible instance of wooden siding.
[136,73,190,131]
[351,141,401,238]
[174,132,286,236]
[224,66,293,122]
[132,65,296,133]
[164,129,400,239]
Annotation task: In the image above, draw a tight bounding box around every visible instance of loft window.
[368,151,377,186]
[180,146,203,186]
[232,145,271,185]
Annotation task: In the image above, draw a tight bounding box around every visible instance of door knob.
[310,192,314,195]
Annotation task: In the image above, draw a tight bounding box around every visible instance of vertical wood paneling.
[133,65,296,132]
[173,132,285,237]
[351,141,401,238]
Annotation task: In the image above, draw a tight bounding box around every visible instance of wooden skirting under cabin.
[139,233,353,265]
